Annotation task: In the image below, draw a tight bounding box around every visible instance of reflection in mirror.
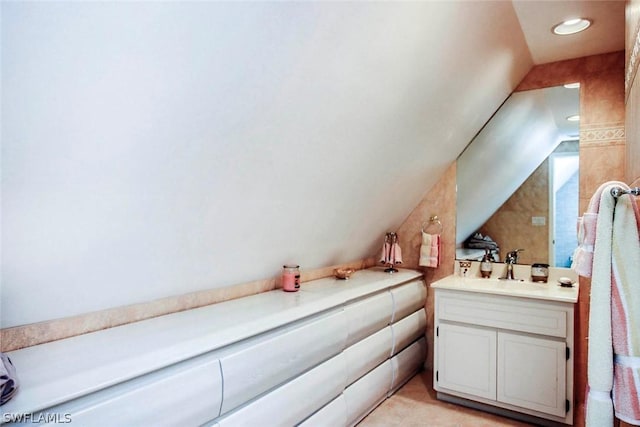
[456,85,579,267]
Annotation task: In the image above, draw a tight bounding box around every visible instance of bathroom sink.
[430,275,579,303]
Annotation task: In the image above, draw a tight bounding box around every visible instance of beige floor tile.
[358,371,534,427]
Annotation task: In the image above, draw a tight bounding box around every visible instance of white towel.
[419,232,440,268]
[585,183,618,426]
[610,191,640,423]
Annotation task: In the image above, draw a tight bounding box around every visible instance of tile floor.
[359,370,534,427]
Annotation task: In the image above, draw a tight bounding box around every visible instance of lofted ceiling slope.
[4,1,537,325]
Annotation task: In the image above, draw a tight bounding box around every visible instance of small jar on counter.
[282,265,301,292]
[531,263,549,283]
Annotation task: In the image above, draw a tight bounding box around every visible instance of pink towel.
[380,242,391,264]
[585,181,640,426]
[391,243,403,265]
[573,181,627,277]
[419,232,440,268]
[380,242,403,265]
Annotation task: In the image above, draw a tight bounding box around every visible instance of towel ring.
[422,215,443,234]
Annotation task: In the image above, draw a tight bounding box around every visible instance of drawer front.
[391,309,426,356]
[298,394,348,427]
[345,291,393,347]
[344,326,393,386]
[390,280,427,323]
[344,360,393,427]
[217,353,347,427]
[437,292,567,338]
[390,337,426,393]
[220,309,347,414]
[49,357,223,427]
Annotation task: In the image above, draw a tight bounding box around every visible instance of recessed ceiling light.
[552,18,592,35]
[564,82,580,89]
[566,115,580,122]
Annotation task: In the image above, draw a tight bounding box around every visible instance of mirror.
[456,85,580,267]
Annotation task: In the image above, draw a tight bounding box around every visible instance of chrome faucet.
[503,249,524,280]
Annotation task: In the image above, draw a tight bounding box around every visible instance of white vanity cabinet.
[433,287,575,425]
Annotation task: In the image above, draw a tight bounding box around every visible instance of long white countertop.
[430,274,579,303]
[2,267,422,417]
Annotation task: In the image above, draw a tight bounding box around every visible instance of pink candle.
[282,265,300,292]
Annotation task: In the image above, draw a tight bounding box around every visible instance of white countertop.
[2,267,422,417]
[430,274,579,304]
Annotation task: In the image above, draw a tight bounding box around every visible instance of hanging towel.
[572,180,627,277]
[419,232,440,268]
[0,352,18,406]
[585,182,617,427]
[611,190,640,424]
[380,242,391,265]
[585,181,640,426]
[391,243,403,265]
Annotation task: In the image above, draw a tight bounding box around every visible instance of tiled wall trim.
[0,258,377,352]
[580,122,626,144]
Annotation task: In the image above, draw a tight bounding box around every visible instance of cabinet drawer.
[344,360,393,427]
[437,291,567,338]
[391,309,426,356]
[219,309,347,414]
[344,326,393,386]
[298,394,347,427]
[49,356,223,426]
[390,337,426,393]
[345,291,393,346]
[216,353,347,427]
[391,280,427,323]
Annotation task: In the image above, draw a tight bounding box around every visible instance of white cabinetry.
[437,323,496,400]
[4,269,426,427]
[497,332,567,417]
[433,288,574,425]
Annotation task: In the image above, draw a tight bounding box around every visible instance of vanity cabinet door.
[497,332,567,417]
[435,323,496,400]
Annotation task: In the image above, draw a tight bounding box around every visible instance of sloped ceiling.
[2,1,533,326]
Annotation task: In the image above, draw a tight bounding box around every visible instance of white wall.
[1,1,531,327]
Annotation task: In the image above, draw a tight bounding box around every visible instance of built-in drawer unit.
[42,355,223,427]
[345,291,393,346]
[344,360,393,426]
[391,279,428,323]
[4,268,426,427]
[215,353,348,427]
[344,326,393,386]
[391,309,426,356]
[219,308,347,414]
[391,337,427,393]
[298,394,348,427]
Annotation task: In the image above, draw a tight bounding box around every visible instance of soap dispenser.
[480,249,494,278]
